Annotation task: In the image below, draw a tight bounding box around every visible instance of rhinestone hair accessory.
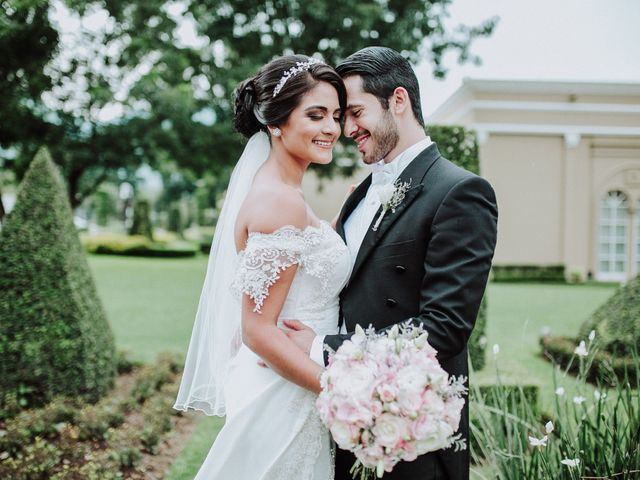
[273,58,322,97]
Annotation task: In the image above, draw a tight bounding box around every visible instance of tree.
[0,147,116,406]
[1,0,496,210]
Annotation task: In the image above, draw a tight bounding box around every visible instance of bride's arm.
[239,191,323,394]
[241,267,322,393]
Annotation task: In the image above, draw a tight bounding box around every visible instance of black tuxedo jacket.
[324,143,498,480]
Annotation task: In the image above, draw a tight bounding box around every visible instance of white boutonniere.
[372,179,412,231]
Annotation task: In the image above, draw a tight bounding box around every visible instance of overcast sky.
[417,0,640,117]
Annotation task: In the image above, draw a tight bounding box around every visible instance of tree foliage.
[1,0,496,209]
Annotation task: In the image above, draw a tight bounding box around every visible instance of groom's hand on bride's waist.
[281,319,315,356]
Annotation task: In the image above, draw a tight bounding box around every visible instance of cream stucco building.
[304,79,640,282]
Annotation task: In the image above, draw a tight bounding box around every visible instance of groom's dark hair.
[336,46,424,126]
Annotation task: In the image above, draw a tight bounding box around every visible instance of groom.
[285,47,498,479]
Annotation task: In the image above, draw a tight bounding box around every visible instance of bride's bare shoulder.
[242,185,308,234]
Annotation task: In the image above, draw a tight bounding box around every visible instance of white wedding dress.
[193,221,351,480]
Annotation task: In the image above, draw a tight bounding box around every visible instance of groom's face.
[342,75,399,165]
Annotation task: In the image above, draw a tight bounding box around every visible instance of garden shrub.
[0,352,183,479]
[491,264,565,282]
[427,125,489,371]
[578,274,640,356]
[82,232,198,257]
[0,148,116,408]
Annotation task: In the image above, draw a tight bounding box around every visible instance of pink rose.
[399,439,418,462]
[330,420,360,450]
[335,399,373,426]
[357,444,384,468]
[377,383,398,403]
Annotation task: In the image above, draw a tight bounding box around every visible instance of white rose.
[397,366,427,394]
[334,364,375,400]
[421,390,445,416]
[371,413,408,448]
[397,391,422,416]
[415,421,453,455]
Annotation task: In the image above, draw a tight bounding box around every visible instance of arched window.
[598,191,628,279]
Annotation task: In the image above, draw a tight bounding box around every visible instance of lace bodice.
[231,221,350,335]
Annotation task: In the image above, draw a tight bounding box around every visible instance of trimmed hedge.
[427,125,489,371]
[578,274,640,356]
[540,335,637,386]
[491,264,565,283]
[82,233,198,258]
[0,147,116,407]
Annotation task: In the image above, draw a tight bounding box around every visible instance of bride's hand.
[282,319,316,355]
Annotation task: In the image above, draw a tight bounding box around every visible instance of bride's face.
[278,81,342,165]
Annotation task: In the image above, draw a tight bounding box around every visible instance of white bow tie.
[371,160,397,186]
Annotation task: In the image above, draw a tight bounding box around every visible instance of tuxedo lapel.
[336,174,372,242]
[350,144,442,279]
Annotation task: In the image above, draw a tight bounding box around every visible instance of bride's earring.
[271,127,281,137]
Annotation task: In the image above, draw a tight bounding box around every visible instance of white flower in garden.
[574,340,588,357]
[528,435,548,447]
[545,421,554,434]
[573,395,586,405]
[561,458,580,467]
[594,390,607,401]
[492,344,500,355]
[588,329,596,341]
[478,335,487,347]
[555,387,565,396]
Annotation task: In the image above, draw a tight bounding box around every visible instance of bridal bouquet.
[316,323,467,479]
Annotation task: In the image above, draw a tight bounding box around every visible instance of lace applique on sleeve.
[231,226,317,313]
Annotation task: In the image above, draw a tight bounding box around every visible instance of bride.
[174,55,350,479]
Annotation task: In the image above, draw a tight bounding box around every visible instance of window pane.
[599,191,628,277]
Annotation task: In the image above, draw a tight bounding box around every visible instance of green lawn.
[87,255,617,479]
[88,254,208,362]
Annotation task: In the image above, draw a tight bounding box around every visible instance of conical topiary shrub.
[579,275,640,356]
[0,147,116,407]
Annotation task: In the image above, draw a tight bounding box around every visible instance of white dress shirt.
[310,137,433,365]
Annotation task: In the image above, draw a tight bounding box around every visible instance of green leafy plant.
[471,333,640,478]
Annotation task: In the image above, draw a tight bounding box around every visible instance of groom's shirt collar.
[370,136,433,186]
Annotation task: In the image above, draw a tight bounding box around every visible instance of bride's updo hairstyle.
[234,55,347,138]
